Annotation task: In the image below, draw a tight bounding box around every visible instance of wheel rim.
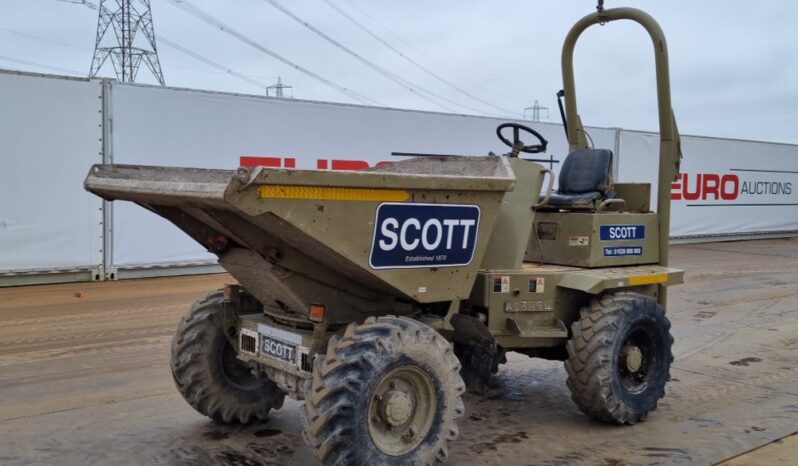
[219,339,262,391]
[617,324,657,394]
[368,365,437,456]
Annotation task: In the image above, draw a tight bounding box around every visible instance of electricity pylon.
[89,0,165,85]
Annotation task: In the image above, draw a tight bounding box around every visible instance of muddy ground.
[1,238,797,465]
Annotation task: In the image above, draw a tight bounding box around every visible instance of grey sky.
[2,0,797,144]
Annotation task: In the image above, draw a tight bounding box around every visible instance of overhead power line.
[164,0,382,106]
[321,0,522,117]
[49,0,514,113]
[52,0,96,6]
[157,36,271,92]
[264,0,510,116]
[89,0,165,85]
[1,23,252,81]
[339,0,528,104]
[46,0,289,94]
[0,54,84,76]
[262,0,455,113]
[0,26,89,51]
[51,0,98,11]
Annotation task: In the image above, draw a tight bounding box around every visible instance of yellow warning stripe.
[258,184,409,201]
[628,273,668,286]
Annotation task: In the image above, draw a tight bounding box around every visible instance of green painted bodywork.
[480,158,550,271]
[469,264,683,348]
[84,6,684,392]
[526,211,660,268]
[561,6,683,308]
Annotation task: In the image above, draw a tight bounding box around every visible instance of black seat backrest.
[557,149,613,194]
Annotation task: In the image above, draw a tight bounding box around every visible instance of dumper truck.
[85,5,683,465]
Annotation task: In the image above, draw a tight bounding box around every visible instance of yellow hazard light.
[628,273,668,286]
[258,184,410,201]
[309,304,326,323]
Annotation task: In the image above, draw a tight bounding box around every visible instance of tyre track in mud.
[1,241,797,465]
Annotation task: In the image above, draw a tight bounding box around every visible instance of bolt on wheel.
[302,316,465,465]
[170,290,285,424]
[368,366,437,456]
[617,325,657,394]
[565,292,673,424]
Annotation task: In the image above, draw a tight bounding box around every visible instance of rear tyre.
[170,290,285,423]
[302,316,466,466]
[565,292,673,424]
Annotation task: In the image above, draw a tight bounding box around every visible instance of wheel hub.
[382,390,414,426]
[368,366,437,456]
[617,325,658,394]
[622,345,644,373]
[219,339,262,391]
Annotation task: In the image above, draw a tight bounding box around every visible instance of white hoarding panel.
[0,71,103,273]
[619,130,798,238]
[110,83,617,267]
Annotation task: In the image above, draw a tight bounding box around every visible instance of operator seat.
[545,148,614,209]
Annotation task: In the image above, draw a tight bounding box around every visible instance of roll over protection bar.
[560,7,683,308]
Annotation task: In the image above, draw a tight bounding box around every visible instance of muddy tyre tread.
[302,316,465,466]
[170,290,284,424]
[564,292,673,424]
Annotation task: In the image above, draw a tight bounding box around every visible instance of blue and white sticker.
[369,203,480,269]
[604,245,643,257]
[600,224,646,241]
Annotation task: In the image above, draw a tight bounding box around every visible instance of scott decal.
[600,225,646,241]
[369,203,480,269]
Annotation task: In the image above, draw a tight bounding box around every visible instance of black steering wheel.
[496,123,548,156]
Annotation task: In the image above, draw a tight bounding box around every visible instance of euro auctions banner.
[109,83,616,267]
[109,81,797,267]
[5,71,798,281]
[619,131,798,238]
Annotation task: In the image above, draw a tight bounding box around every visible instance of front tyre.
[302,316,466,466]
[170,290,285,423]
[565,292,673,424]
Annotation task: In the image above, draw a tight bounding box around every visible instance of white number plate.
[260,335,297,363]
[257,323,303,364]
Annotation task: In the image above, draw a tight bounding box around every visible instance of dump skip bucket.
[86,156,515,321]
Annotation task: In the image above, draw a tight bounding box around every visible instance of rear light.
[309,304,326,323]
